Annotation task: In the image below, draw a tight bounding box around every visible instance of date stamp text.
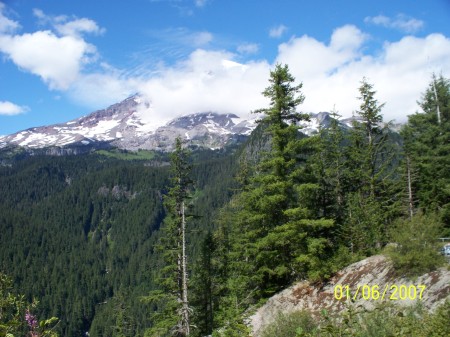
[334,284,426,301]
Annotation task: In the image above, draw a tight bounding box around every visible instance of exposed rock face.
[249,255,450,337]
[0,94,370,152]
[0,95,257,152]
[129,112,255,151]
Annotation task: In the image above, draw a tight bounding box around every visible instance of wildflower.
[25,309,39,337]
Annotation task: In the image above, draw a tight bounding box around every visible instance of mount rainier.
[0,95,350,152]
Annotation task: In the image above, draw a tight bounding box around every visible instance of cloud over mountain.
[0,4,449,125]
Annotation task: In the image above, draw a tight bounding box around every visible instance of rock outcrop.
[249,255,450,337]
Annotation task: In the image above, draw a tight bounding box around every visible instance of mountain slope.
[0,148,240,336]
[0,95,359,152]
[0,95,257,151]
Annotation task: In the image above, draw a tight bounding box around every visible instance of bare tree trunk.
[181,201,190,336]
[406,156,414,220]
[432,76,441,125]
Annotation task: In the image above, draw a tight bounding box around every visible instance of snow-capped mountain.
[0,95,257,152]
[0,94,352,152]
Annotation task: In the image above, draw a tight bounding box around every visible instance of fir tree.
[401,74,450,229]
[343,78,399,253]
[190,232,215,336]
[313,107,347,221]
[220,64,334,308]
[143,137,193,337]
[246,63,311,292]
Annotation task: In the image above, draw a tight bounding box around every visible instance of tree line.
[0,65,449,337]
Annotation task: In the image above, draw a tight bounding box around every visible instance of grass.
[95,149,156,161]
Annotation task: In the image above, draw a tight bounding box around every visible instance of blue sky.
[0,0,449,135]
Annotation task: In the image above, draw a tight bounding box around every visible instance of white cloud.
[276,25,367,78]
[1,2,448,127]
[69,72,141,109]
[193,31,213,46]
[54,17,105,37]
[0,7,102,90]
[237,43,259,54]
[330,25,367,52]
[275,28,450,122]
[134,49,270,123]
[68,27,450,125]
[365,14,424,33]
[0,101,28,115]
[33,8,105,37]
[269,24,287,38]
[0,31,97,90]
[0,3,20,33]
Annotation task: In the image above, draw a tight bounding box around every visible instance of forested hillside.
[0,66,449,337]
[0,146,240,336]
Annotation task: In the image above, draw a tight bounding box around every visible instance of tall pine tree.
[401,74,450,229]
[143,137,193,337]
[219,64,334,306]
[343,78,399,254]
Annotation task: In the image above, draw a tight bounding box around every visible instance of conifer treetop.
[253,63,307,125]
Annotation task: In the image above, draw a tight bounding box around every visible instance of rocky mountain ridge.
[0,94,396,152]
[0,95,257,152]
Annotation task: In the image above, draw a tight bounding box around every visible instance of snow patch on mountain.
[0,95,257,151]
[0,94,366,152]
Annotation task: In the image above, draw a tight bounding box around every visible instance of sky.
[0,0,449,135]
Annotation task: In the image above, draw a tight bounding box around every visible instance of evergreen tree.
[190,232,215,336]
[143,137,193,337]
[349,77,386,197]
[401,74,450,229]
[218,64,334,311]
[313,108,347,221]
[343,78,399,253]
[244,63,311,292]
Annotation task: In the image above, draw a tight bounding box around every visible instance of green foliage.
[260,311,317,337]
[341,193,385,255]
[95,149,157,160]
[143,137,193,337]
[401,74,450,229]
[341,78,401,254]
[250,64,334,286]
[0,273,58,337]
[142,290,179,337]
[384,212,446,277]
[313,108,347,221]
[211,315,251,337]
[190,232,215,336]
[0,149,238,337]
[425,300,450,337]
[0,273,25,337]
[260,301,450,337]
[209,64,337,334]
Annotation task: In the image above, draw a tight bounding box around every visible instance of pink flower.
[25,309,38,336]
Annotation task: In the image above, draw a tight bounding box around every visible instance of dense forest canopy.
[0,67,449,337]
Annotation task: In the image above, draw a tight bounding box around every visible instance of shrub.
[260,311,317,337]
[0,272,59,337]
[259,301,450,337]
[384,212,446,277]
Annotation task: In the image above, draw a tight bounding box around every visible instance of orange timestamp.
[334,284,426,301]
